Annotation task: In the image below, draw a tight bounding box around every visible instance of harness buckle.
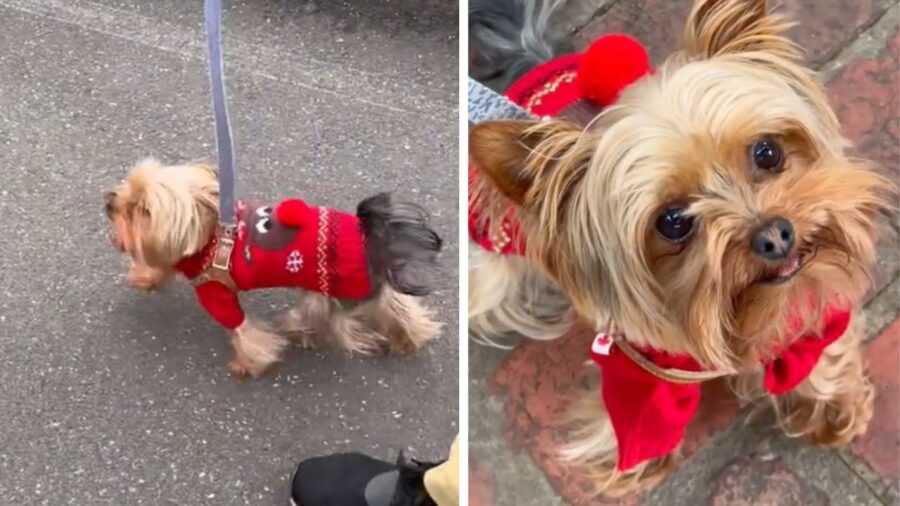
[212,224,236,271]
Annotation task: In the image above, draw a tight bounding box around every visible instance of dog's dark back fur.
[358,193,442,296]
[469,0,566,90]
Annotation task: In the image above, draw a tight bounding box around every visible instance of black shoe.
[290,451,442,506]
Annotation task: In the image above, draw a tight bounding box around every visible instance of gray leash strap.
[468,78,536,125]
[204,0,236,225]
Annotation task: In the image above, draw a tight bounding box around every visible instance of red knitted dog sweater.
[175,199,372,330]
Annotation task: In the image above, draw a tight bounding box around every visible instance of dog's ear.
[470,119,591,208]
[682,0,797,60]
[470,120,545,204]
[130,174,210,266]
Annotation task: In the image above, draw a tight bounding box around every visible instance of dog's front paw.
[812,381,874,447]
[292,332,317,350]
[228,357,270,381]
[126,265,166,291]
[227,321,287,381]
[778,379,874,448]
[227,357,268,380]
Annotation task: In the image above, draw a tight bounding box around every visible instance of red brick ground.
[490,327,603,506]
[469,460,496,506]
[827,29,900,179]
[826,27,899,296]
[851,318,900,484]
[574,0,693,62]
[786,0,893,67]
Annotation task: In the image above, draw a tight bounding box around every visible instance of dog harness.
[174,199,372,330]
[469,35,852,471]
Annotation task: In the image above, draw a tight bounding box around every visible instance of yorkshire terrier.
[470,0,893,497]
[106,158,443,378]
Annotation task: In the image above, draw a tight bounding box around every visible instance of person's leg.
[423,436,459,506]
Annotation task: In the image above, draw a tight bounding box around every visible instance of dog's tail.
[469,0,565,90]
[358,193,443,296]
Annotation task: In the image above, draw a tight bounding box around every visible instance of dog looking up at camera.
[106,158,442,379]
[470,0,893,497]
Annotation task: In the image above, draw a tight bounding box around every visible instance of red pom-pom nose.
[577,34,651,107]
[275,199,312,228]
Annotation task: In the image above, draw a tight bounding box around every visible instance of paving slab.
[574,0,895,68]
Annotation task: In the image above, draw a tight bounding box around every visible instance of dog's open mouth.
[760,252,808,284]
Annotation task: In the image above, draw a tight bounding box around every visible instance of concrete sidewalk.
[0,1,458,504]
[469,1,900,504]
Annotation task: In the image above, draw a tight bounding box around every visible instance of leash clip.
[212,224,235,271]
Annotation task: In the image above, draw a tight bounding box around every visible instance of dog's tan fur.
[470,0,893,496]
[468,245,572,342]
[278,289,441,355]
[107,159,441,379]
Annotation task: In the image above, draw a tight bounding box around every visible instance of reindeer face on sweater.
[243,203,299,251]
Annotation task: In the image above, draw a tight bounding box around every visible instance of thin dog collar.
[609,335,731,384]
[595,318,731,384]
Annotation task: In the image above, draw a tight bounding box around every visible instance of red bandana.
[590,304,851,470]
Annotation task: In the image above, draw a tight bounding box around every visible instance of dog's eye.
[655,206,695,243]
[255,218,272,234]
[104,192,116,217]
[751,137,784,172]
[256,206,272,217]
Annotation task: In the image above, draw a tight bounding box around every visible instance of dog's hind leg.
[327,304,392,355]
[372,288,442,354]
[277,291,330,350]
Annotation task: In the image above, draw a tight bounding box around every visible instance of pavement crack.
[863,272,900,310]
[813,4,895,71]
[835,451,890,505]
[571,0,619,36]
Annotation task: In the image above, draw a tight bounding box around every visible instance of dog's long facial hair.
[106,159,441,378]
[470,0,893,496]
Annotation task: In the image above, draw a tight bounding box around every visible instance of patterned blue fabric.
[468,78,535,125]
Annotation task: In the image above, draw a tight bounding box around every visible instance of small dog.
[470,0,893,497]
[106,158,442,378]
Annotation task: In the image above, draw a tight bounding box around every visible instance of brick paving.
[469,1,900,504]
[852,320,900,486]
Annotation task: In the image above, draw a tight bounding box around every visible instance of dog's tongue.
[779,256,801,277]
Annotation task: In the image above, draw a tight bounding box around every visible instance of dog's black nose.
[751,217,795,261]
